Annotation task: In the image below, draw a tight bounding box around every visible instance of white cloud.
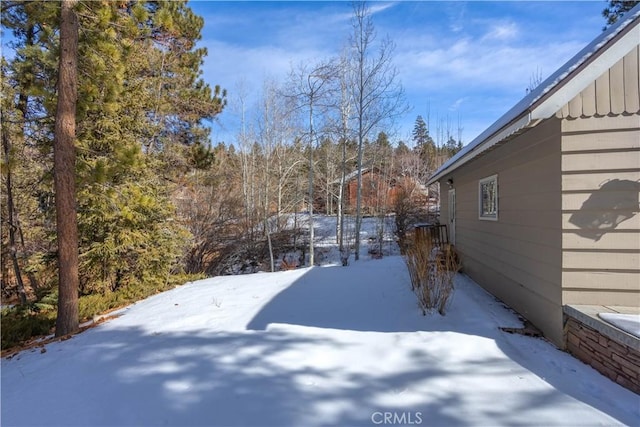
[449,98,465,111]
[194,1,604,145]
[396,33,586,94]
[482,21,519,41]
[369,2,398,16]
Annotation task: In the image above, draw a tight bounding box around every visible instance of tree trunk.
[307,104,314,266]
[337,137,348,266]
[2,129,27,305]
[354,131,363,261]
[54,0,79,337]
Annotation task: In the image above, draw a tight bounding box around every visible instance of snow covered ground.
[2,216,639,426]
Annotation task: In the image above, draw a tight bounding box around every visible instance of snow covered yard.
[2,255,639,426]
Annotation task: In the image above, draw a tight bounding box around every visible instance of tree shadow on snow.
[2,261,638,426]
[3,324,478,427]
[244,261,639,426]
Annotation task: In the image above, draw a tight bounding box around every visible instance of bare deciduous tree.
[348,1,409,261]
[287,61,336,266]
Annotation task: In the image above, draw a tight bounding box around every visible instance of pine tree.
[2,0,226,303]
[412,115,436,171]
[603,1,639,28]
[412,115,428,148]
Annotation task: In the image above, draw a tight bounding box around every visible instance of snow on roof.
[343,167,370,183]
[427,4,640,185]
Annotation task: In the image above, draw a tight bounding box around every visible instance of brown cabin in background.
[342,168,429,215]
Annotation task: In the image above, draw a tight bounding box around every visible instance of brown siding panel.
[440,118,564,345]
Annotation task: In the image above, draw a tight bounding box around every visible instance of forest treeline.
[0,1,462,345]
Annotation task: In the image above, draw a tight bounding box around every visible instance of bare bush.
[404,239,460,315]
[393,182,428,254]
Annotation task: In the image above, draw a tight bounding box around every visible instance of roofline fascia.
[531,21,640,120]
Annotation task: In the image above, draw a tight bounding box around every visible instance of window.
[479,175,498,220]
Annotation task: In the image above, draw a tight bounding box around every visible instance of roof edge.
[531,22,640,120]
[427,113,532,184]
[427,5,640,186]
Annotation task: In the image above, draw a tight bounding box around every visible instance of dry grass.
[404,239,460,315]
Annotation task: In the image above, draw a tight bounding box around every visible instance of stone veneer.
[564,305,640,395]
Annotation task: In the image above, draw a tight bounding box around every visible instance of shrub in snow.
[404,239,460,315]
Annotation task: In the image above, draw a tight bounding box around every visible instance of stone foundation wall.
[564,316,640,394]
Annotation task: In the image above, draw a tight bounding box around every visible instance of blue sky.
[191,1,607,147]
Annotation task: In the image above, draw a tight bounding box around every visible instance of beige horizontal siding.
[562,151,640,172]
[562,289,640,307]
[563,231,639,250]
[561,113,640,307]
[562,213,640,230]
[562,189,640,210]
[557,45,640,118]
[562,129,640,152]
[563,251,640,270]
[563,271,640,291]
[562,171,640,191]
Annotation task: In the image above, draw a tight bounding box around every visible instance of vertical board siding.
[595,71,612,116]
[561,114,640,307]
[582,81,597,117]
[440,118,564,346]
[610,57,626,115]
[560,46,640,118]
[623,46,640,113]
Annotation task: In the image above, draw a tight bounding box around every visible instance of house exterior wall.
[560,113,640,306]
[439,118,565,346]
[559,45,640,306]
[556,46,640,119]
